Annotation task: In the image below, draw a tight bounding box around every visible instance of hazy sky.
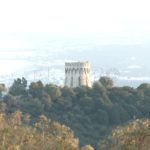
[0,0,150,85]
[0,0,150,34]
[0,0,150,49]
[0,0,150,48]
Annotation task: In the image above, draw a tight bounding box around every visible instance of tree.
[99,119,150,150]
[79,96,94,113]
[74,86,90,98]
[0,102,6,113]
[61,87,75,97]
[45,84,61,100]
[29,81,44,98]
[0,111,79,150]
[35,115,79,150]
[81,145,94,150]
[137,83,150,90]
[3,94,19,113]
[9,77,27,96]
[99,76,114,89]
[41,92,52,111]
[0,84,6,98]
[93,81,106,93]
[2,77,150,149]
[93,109,109,125]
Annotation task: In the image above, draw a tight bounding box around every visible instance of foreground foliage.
[99,119,150,150]
[0,111,79,150]
[1,77,150,148]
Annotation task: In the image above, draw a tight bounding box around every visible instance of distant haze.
[0,0,150,86]
[0,33,149,87]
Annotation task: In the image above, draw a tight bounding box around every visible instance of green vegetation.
[0,83,6,99]
[0,76,150,149]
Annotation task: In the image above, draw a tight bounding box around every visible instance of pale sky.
[0,0,150,34]
[0,0,150,85]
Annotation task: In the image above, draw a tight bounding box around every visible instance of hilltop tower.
[65,61,91,87]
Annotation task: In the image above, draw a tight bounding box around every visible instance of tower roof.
[65,61,90,68]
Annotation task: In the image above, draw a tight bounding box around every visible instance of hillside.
[0,76,150,149]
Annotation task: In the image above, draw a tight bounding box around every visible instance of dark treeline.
[0,77,150,148]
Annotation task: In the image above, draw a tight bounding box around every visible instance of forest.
[0,76,150,149]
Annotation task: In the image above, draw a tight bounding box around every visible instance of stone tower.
[65,61,91,87]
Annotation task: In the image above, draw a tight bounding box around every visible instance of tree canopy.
[0,77,150,149]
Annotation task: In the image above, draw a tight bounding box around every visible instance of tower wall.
[65,61,91,87]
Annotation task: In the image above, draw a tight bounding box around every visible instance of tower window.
[71,77,73,87]
[79,77,81,86]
